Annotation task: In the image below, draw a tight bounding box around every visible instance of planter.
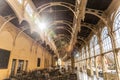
[104,72,117,80]
[87,69,93,76]
[80,67,83,72]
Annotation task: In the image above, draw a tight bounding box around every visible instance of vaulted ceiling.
[0,0,112,59]
[32,0,112,58]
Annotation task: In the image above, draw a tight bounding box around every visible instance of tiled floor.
[77,71,103,80]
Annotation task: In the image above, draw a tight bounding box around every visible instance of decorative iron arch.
[81,22,97,34]
[13,20,31,46]
[0,15,16,32]
[46,20,73,37]
[85,12,107,25]
[77,36,87,45]
[13,27,30,46]
[48,26,72,36]
[47,20,73,31]
[37,2,77,18]
[53,34,71,43]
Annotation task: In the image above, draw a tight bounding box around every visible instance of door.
[11,59,16,75]
[17,60,24,73]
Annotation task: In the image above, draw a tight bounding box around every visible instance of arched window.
[113,11,120,48]
[90,37,94,57]
[86,45,89,58]
[81,47,85,59]
[79,51,82,60]
[101,27,112,52]
[25,4,34,17]
[90,35,100,56]
[93,35,100,55]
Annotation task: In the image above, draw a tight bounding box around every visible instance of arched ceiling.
[32,0,112,58]
[0,0,112,58]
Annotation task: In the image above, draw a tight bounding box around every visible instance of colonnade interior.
[0,0,120,80]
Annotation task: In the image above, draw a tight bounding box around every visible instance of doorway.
[11,59,16,75]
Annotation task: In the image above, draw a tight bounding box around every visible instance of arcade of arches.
[0,0,120,80]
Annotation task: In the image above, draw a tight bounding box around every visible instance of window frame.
[113,11,120,48]
[101,27,112,53]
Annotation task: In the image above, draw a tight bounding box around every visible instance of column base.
[80,67,83,72]
[87,68,93,76]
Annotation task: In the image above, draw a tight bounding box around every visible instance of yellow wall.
[0,17,52,79]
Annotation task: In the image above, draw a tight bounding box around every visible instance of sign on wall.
[0,49,10,69]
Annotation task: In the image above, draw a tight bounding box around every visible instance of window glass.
[94,35,100,55]
[90,35,100,56]
[101,27,112,52]
[18,0,23,4]
[25,4,33,17]
[82,47,85,59]
[86,46,89,58]
[90,36,94,57]
[113,11,120,48]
